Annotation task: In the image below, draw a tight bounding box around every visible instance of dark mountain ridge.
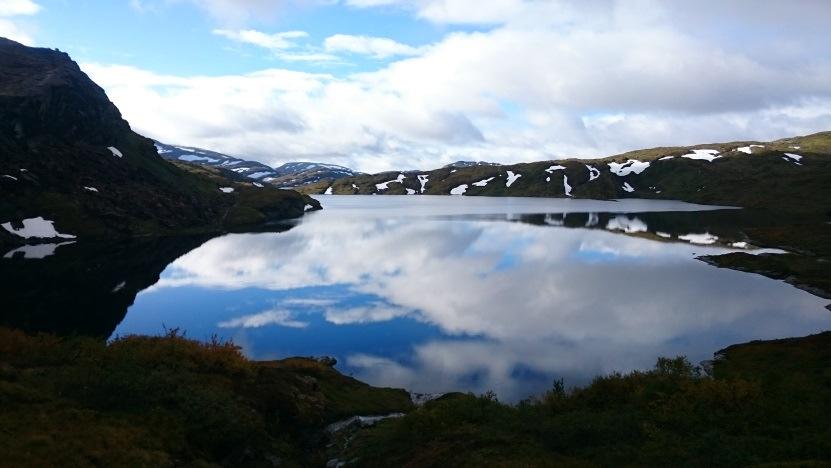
[0,38,318,243]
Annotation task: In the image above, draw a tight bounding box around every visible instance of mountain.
[154,141,362,188]
[0,38,319,243]
[304,132,831,214]
[154,141,279,181]
[443,161,501,169]
[269,161,362,188]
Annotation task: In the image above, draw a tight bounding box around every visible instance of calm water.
[4,196,830,401]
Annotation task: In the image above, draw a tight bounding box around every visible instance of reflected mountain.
[0,236,215,337]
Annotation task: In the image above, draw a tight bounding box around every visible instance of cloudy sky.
[4,0,831,172]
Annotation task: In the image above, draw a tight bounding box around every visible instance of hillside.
[307,132,831,213]
[0,38,318,243]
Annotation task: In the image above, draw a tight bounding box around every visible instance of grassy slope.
[0,328,412,467]
[303,131,831,215]
[343,334,831,467]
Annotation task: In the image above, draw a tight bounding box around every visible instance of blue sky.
[2,0,831,172]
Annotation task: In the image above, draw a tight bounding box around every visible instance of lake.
[3,196,830,402]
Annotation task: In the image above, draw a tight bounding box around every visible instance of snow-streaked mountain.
[444,161,502,169]
[270,162,363,187]
[154,142,363,187]
[154,141,280,181]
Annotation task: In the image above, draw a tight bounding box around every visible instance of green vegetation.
[306,131,831,216]
[3,327,829,466]
[0,328,412,467]
[341,334,831,467]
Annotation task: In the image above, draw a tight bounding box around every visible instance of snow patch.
[111,281,126,293]
[304,204,315,211]
[679,232,719,245]
[178,155,219,163]
[736,145,764,154]
[2,217,76,239]
[219,187,235,193]
[682,149,721,162]
[450,184,468,195]
[656,232,672,239]
[2,174,17,181]
[248,172,273,179]
[732,242,749,249]
[658,156,675,161]
[606,215,647,233]
[406,188,416,195]
[563,175,573,197]
[505,171,521,187]
[586,165,600,181]
[417,175,429,193]
[545,165,566,174]
[3,241,75,260]
[83,186,99,193]
[252,182,264,188]
[608,160,650,176]
[324,187,333,195]
[376,174,406,191]
[622,182,635,193]
[472,177,495,187]
[107,146,123,158]
[783,153,803,165]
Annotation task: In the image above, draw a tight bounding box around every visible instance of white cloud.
[0,0,40,45]
[218,309,309,328]
[83,1,831,172]
[0,0,41,17]
[213,29,308,50]
[324,34,420,59]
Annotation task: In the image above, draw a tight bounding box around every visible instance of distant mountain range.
[303,133,831,214]
[154,141,363,188]
[443,161,502,169]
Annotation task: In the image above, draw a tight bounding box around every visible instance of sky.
[3,0,831,172]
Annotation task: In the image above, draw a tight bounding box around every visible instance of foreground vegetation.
[2,327,830,467]
[342,333,831,467]
[0,328,412,467]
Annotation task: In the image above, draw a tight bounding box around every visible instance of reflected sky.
[114,196,831,402]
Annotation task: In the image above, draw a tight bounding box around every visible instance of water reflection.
[105,197,829,401]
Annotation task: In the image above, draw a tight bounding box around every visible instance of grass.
[342,334,831,467]
[2,329,829,466]
[0,328,412,467]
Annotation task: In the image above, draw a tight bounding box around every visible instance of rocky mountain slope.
[154,140,362,188]
[0,38,318,243]
[307,132,831,213]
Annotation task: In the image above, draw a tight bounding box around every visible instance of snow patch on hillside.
[472,177,495,187]
[376,174,406,191]
[2,217,76,239]
[450,184,468,195]
[107,146,123,158]
[506,171,521,187]
[608,160,650,176]
[682,149,721,162]
[586,165,600,181]
[736,145,764,154]
[417,175,429,193]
